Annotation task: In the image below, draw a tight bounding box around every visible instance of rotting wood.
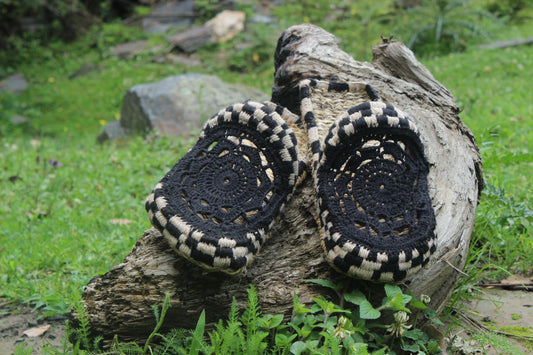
[73,24,483,347]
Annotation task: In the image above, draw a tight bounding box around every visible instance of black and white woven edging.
[262,100,310,177]
[299,79,380,174]
[145,101,301,274]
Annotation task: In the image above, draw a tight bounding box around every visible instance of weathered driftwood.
[75,24,483,346]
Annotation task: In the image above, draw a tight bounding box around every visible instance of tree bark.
[75,24,483,347]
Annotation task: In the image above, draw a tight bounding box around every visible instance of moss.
[512,313,523,321]
[499,326,533,337]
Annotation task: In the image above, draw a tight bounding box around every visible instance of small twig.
[444,259,469,276]
[477,282,532,291]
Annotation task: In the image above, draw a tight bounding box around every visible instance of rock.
[99,73,268,141]
[0,73,28,95]
[151,53,203,67]
[205,10,245,42]
[142,0,195,35]
[166,26,214,53]
[69,63,101,79]
[10,115,31,126]
[97,120,127,143]
[166,10,245,53]
[250,14,275,24]
[110,40,149,59]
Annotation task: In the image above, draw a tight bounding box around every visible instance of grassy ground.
[426,40,533,277]
[1,1,532,353]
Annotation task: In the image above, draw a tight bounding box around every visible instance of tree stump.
[75,24,483,346]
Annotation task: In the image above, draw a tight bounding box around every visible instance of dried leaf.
[109,218,133,226]
[500,274,532,285]
[23,324,50,337]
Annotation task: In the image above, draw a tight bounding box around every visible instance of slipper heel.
[145,101,301,274]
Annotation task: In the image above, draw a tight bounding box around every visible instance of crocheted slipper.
[145,101,301,274]
[300,79,436,282]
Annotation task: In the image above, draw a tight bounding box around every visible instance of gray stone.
[118,73,269,137]
[97,120,127,143]
[166,26,213,53]
[10,115,31,125]
[166,10,246,53]
[110,40,149,59]
[142,0,195,34]
[151,53,203,67]
[0,73,28,95]
[69,63,101,79]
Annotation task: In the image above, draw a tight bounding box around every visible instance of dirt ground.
[0,301,66,355]
[449,287,533,354]
[1,287,532,354]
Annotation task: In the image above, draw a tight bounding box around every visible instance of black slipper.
[145,101,301,273]
[300,79,437,282]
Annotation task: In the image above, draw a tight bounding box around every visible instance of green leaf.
[400,341,420,353]
[261,314,283,329]
[307,279,340,292]
[293,293,312,314]
[384,285,412,309]
[349,342,370,355]
[313,296,336,314]
[345,290,367,306]
[403,328,428,342]
[370,348,388,355]
[425,309,444,326]
[388,292,410,312]
[359,301,381,319]
[189,310,206,355]
[275,333,289,346]
[384,284,402,298]
[427,339,442,354]
[290,340,307,355]
[409,298,428,310]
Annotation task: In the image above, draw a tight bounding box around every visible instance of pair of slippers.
[145,80,437,282]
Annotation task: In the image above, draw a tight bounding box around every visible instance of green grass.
[0,133,193,315]
[1,0,532,352]
[422,25,533,276]
[0,36,200,315]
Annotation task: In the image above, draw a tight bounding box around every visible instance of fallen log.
[477,36,533,49]
[73,24,483,346]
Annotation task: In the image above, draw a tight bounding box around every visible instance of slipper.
[145,101,301,274]
[300,79,437,282]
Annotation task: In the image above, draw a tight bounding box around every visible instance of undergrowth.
[40,282,444,355]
